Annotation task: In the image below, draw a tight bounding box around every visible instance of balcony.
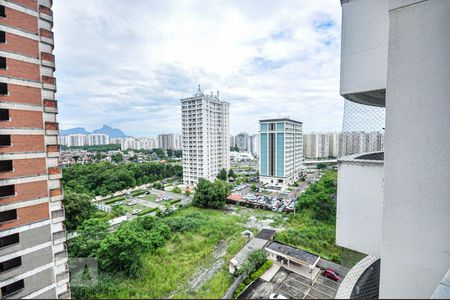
[336,151,384,257]
[340,0,388,107]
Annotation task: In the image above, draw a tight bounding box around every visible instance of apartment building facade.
[87,133,109,146]
[336,0,450,298]
[181,88,230,186]
[0,0,69,298]
[259,118,303,190]
[158,133,181,150]
[235,132,250,152]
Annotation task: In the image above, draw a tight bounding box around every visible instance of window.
[0,83,7,95]
[0,209,16,222]
[0,31,5,43]
[0,109,9,121]
[0,233,19,249]
[0,257,21,273]
[0,135,11,146]
[0,57,6,69]
[0,5,5,18]
[0,160,13,172]
[1,279,24,297]
[0,185,15,198]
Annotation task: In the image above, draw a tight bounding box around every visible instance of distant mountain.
[92,125,126,138]
[60,125,127,137]
[59,127,90,135]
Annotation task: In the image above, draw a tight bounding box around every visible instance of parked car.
[127,200,137,206]
[269,293,288,299]
[131,209,142,215]
[323,269,341,281]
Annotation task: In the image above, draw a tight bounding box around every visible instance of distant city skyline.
[54,0,343,137]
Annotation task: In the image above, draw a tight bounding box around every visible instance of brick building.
[0,0,69,298]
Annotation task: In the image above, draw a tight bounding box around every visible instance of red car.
[323,269,341,281]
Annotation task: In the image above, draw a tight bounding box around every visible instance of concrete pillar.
[381,0,450,298]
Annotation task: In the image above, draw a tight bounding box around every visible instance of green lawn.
[121,203,148,213]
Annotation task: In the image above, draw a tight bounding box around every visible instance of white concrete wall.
[336,159,383,257]
[381,0,450,298]
[340,0,388,106]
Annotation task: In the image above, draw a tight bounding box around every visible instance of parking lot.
[238,267,340,299]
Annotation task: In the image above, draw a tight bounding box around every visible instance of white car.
[269,293,288,299]
[127,200,137,206]
[131,209,142,215]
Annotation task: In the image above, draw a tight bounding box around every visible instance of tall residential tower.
[259,118,303,190]
[0,0,69,299]
[181,87,230,186]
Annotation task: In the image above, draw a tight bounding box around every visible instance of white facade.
[181,88,230,186]
[158,133,181,150]
[235,132,250,151]
[67,134,88,147]
[336,153,384,257]
[87,134,109,146]
[250,134,260,158]
[337,0,450,298]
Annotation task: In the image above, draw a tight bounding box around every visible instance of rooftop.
[266,241,320,266]
[259,118,303,125]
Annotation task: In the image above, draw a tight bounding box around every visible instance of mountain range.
[60,125,128,138]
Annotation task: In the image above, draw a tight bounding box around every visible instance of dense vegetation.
[63,190,96,231]
[62,161,182,196]
[276,170,364,266]
[193,178,231,209]
[70,207,248,299]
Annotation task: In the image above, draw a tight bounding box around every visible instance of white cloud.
[53,0,344,136]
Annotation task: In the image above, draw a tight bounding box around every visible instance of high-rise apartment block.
[259,118,303,190]
[0,0,69,298]
[87,134,109,146]
[158,133,181,150]
[336,0,450,298]
[235,132,250,152]
[181,87,230,186]
[249,134,259,157]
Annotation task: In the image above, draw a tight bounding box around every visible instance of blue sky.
[53,0,344,137]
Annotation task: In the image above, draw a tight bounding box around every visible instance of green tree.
[63,190,96,231]
[154,148,165,160]
[166,149,174,158]
[111,205,126,217]
[237,249,267,277]
[193,178,231,209]
[228,169,236,179]
[217,168,228,181]
[317,162,327,170]
[70,218,109,257]
[172,186,181,193]
[111,153,124,163]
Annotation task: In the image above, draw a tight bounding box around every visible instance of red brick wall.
[0,84,42,106]
[43,99,57,108]
[0,203,49,231]
[49,188,62,197]
[0,158,47,179]
[39,5,52,16]
[40,28,53,39]
[41,52,55,62]
[1,135,45,153]
[47,144,59,153]
[0,180,48,205]
[47,166,60,175]
[9,0,38,11]
[0,58,40,81]
[1,110,43,128]
[0,7,38,34]
[0,33,39,58]
[45,122,58,131]
[42,75,55,85]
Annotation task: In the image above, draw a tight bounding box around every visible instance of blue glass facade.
[260,121,285,178]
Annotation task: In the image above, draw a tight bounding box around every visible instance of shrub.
[105,196,126,204]
[234,259,273,298]
[137,207,158,216]
[131,190,146,196]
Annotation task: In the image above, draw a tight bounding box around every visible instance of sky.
[53,0,344,137]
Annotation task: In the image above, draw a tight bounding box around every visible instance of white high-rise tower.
[181,86,230,186]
